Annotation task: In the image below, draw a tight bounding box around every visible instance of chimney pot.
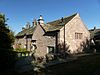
[22,27,25,31]
[26,22,30,29]
[33,19,37,27]
[94,26,96,30]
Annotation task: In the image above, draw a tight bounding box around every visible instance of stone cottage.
[14,13,90,57]
[89,27,100,52]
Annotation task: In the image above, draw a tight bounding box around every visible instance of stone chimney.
[61,17,64,23]
[26,22,30,29]
[32,19,37,27]
[22,27,25,31]
[38,15,44,25]
[59,17,65,25]
[94,26,96,30]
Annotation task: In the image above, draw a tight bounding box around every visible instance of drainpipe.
[93,26,96,37]
[56,32,58,53]
[64,23,65,51]
[25,35,28,51]
[61,17,66,51]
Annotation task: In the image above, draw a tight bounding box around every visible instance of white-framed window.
[31,40,37,51]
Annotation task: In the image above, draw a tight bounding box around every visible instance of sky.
[0,0,100,34]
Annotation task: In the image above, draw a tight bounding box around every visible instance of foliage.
[0,13,14,49]
[15,48,27,52]
[0,13,16,71]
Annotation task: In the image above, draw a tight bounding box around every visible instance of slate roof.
[44,13,77,32]
[89,28,100,39]
[16,13,77,37]
[16,29,29,37]
[16,26,36,37]
[26,26,36,35]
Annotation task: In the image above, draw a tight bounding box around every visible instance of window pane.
[48,46,54,53]
[75,32,83,39]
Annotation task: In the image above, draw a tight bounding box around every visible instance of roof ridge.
[47,13,77,24]
[63,13,77,19]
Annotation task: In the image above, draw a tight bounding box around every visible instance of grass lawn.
[1,54,100,75]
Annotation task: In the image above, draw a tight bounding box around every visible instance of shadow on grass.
[46,54,100,75]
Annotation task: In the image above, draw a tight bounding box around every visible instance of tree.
[0,13,15,71]
[0,14,14,49]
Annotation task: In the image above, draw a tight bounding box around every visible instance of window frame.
[75,32,83,39]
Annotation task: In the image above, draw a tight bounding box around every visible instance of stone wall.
[32,25,55,57]
[14,36,32,51]
[59,14,90,53]
[14,36,26,49]
[26,38,32,51]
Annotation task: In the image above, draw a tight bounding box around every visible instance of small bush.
[14,48,27,52]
